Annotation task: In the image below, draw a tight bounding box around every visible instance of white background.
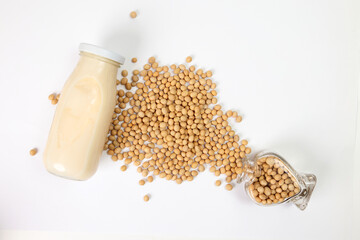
[0,0,359,239]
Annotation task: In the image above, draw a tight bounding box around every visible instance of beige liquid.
[43,52,120,180]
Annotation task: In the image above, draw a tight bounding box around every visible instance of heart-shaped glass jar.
[238,152,316,210]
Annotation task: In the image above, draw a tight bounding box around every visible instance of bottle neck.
[79,51,121,68]
[75,52,120,79]
[237,156,261,183]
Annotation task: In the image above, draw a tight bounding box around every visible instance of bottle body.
[43,51,120,180]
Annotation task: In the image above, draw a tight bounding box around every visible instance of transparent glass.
[238,151,316,210]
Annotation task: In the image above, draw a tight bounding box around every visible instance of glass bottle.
[43,43,125,180]
[238,151,317,210]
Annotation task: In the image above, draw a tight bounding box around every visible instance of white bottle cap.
[79,43,125,64]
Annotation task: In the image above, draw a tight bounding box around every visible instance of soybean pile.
[104,56,250,191]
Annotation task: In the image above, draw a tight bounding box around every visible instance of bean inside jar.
[248,156,300,205]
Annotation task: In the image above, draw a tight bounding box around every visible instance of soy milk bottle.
[43,43,125,180]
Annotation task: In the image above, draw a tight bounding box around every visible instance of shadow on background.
[102,28,141,64]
